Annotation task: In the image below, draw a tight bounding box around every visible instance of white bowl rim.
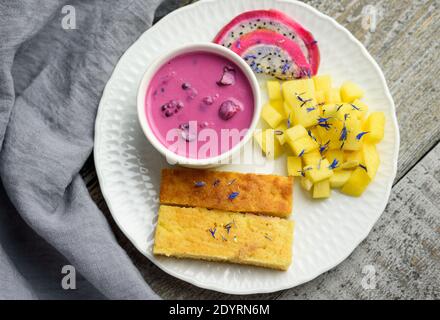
[136,42,262,167]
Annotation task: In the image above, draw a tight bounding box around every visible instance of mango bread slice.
[160,169,293,218]
[153,205,294,271]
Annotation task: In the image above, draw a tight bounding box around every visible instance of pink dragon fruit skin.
[213,9,320,76]
[229,29,312,80]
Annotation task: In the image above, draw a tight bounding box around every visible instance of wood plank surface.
[81,0,440,299]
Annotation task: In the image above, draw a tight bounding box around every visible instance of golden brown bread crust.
[159,168,293,217]
[153,205,294,271]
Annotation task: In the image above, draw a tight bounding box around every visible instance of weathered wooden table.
[82,0,439,299]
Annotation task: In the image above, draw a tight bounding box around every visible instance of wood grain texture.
[81,0,440,299]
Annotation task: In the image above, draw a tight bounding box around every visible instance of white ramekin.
[136,43,261,168]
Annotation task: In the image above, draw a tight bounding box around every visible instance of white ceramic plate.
[94,0,399,294]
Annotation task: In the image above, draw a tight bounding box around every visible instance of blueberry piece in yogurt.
[161,100,184,117]
[218,98,243,121]
[164,109,174,117]
[202,96,214,105]
[181,82,191,90]
[217,66,236,86]
[202,94,219,106]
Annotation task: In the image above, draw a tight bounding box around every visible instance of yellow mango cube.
[282,79,320,128]
[336,103,365,121]
[282,78,316,108]
[304,159,334,183]
[321,104,339,117]
[316,119,344,150]
[308,127,322,144]
[254,129,283,159]
[261,103,284,128]
[270,100,286,118]
[364,112,385,144]
[300,176,314,192]
[287,157,303,177]
[289,136,319,156]
[341,117,363,151]
[361,143,380,179]
[303,150,322,166]
[340,81,364,103]
[315,90,326,105]
[325,88,341,104]
[351,99,369,119]
[285,125,308,143]
[313,179,331,199]
[266,80,282,101]
[341,167,371,197]
[313,75,332,92]
[290,103,320,128]
[342,151,362,168]
[341,160,360,169]
[283,101,293,118]
[325,150,344,169]
[330,170,352,188]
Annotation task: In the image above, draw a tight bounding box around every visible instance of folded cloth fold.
[0,0,164,299]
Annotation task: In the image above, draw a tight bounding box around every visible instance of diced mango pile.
[254,76,385,199]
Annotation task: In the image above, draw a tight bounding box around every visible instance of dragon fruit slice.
[213,9,320,75]
[229,30,311,80]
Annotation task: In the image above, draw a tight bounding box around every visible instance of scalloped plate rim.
[94,0,400,295]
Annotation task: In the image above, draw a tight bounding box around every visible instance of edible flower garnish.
[282,63,290,75]
[194,181,206,187]
[308,129,317,141]
[318,117,331,123]
[329,159,339,170]
[299,167,313,177]
[319,141,330,154]
[228,192,239,200]
[356,131,370,141]
[208,227,216,239]
[295,92,312,107]
[340,126,348,142]
[351,103,360,111]
[224,222,233,234]
[318,122,331,130]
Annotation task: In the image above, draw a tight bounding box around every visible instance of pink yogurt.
[145,51,254,159]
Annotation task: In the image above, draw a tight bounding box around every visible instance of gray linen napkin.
[0,0,165,299]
